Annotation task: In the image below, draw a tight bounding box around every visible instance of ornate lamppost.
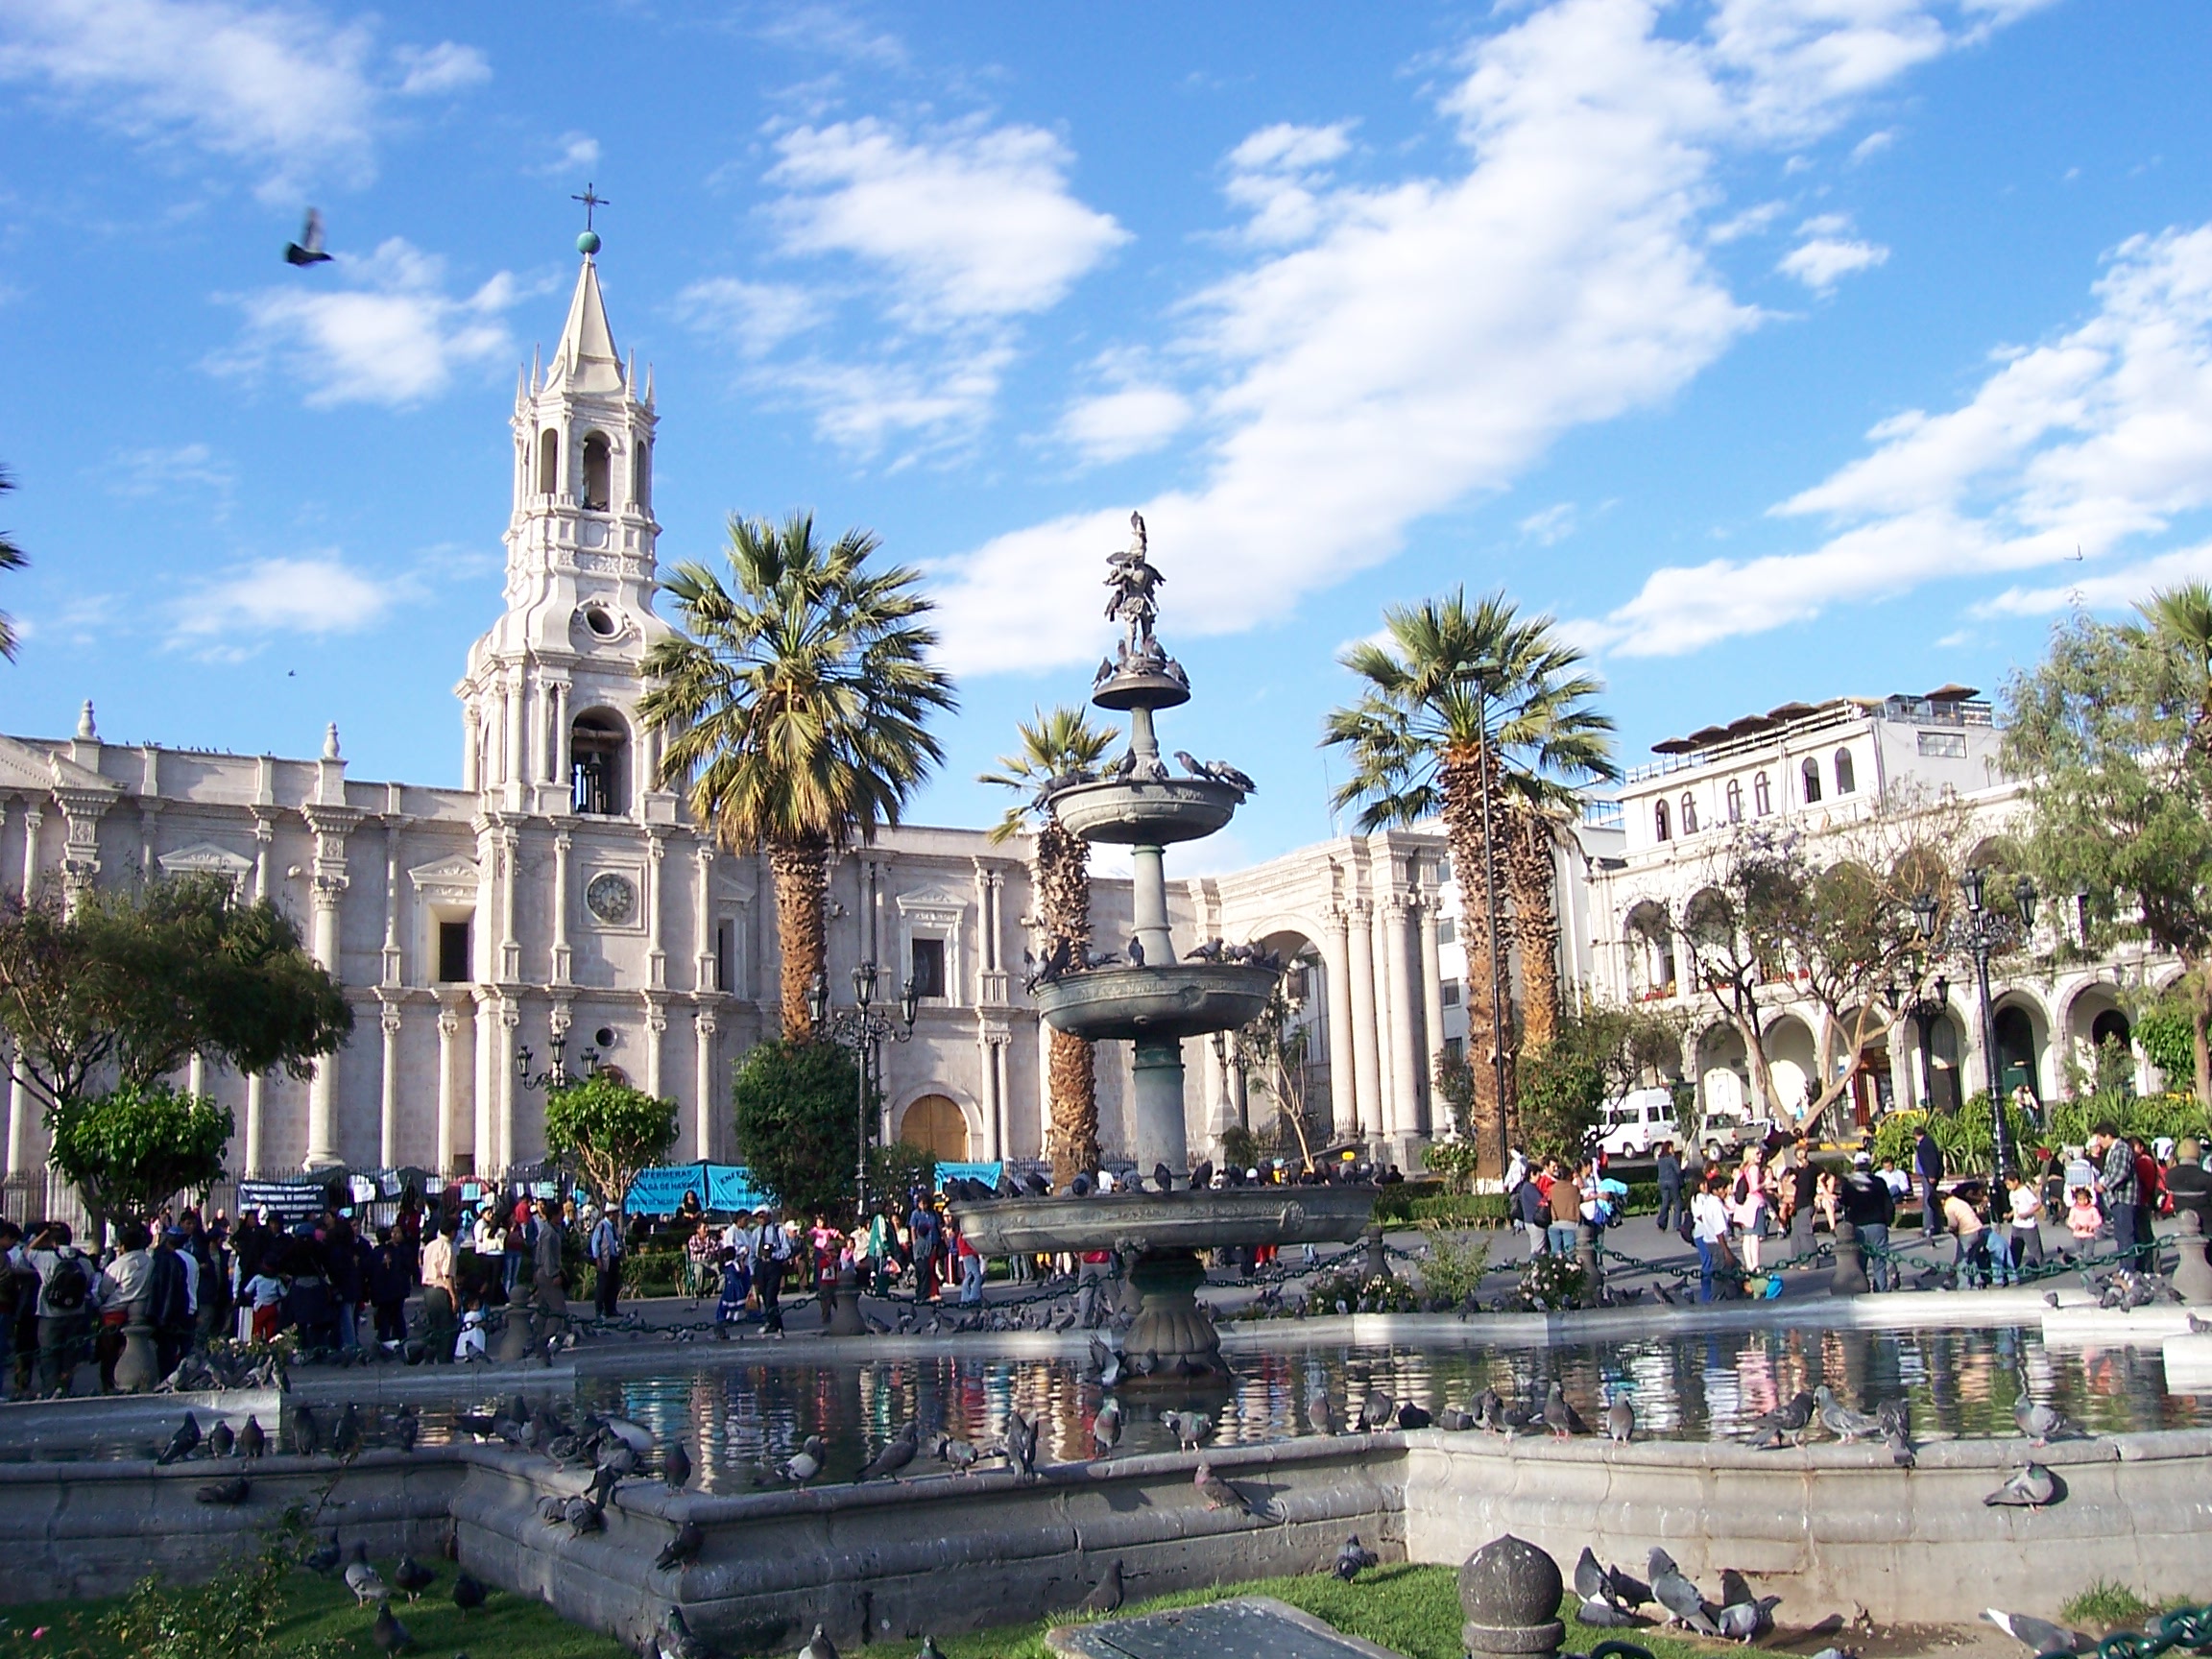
[806,962,919,1217]
[515,1033,599,1094]
[1884,929,1951,1115]
[1913,870,2036,1187]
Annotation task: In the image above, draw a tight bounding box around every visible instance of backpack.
[42,1250,88,1311]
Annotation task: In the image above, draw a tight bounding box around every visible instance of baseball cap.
[1852,1151,1872,1167]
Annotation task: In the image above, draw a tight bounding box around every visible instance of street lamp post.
[1916,870,2036,1190]
[516,1034,600,1094]
[1884,950,1950,1115]
[807,962,919,1219]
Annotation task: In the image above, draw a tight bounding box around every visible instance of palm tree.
[0,467,28,661]
[1323,589,1615,1174]
[2136,581,2212,764]
[979,706,1115,1185]
[640,512,956,1042]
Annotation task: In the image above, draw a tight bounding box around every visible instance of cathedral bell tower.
[458,222,675,823]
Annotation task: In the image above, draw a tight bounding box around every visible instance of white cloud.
[1710,199,1787,243]
[757,4,907,71]
[220,237,518,407]
[676,276,822,358]
[1576,221,2212,654]
[767,117,1128,327]
[776,345,1018,455]
[171,553,401,658]
[1058,386,1194,466]
[537,130,600,177]
[1976,541,2212,619]
[1223,121,1357,246]
[0,0,488,196]
[392,40,488,97]
[1777,214,1890,290]
[103,442,232,499]
[932,0,2031,676]
[1850,127,1897,162]
[1519,502,1579,544]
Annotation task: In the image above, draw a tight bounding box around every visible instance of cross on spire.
[571,182,610,231]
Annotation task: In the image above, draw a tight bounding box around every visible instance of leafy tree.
[2002,606,2212,1104]
[641,513,957,1042]
[1682,823,1810,1121]
[979,705,1115,1185]
[1516,998,1688,1160]
[543,1070,679,1222]
[2132,993,2197,1085]
[0,466,26,661]
[1324,589,1616,1174]
[46,1080,231,1227]
[1232,975,1319,1170]
[1431,1049,1478,1139]
[866,1141,935,1211]
[732,1037,872,1223]
[0,874,349,1224]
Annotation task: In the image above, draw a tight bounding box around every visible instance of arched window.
[632,440,651,511]
[1801,757,1823,804]
[580,432,612,511]
[1653,800,1671,842]
[537,428,560,495]
[1753,773,1771,816]
[1834,747,1856,794]
[1680,793,1698,835]
[1724,779,1743,824]
[570,709,629,815]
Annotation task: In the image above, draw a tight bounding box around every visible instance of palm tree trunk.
[767,836,829,1044]
[1507,805,1562,1054]
[1035,819,1099,1183]
[1442,745,1517,1179]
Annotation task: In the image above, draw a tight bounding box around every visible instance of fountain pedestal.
[1119,1251,1230,1385]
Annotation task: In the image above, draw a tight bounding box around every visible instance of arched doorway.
[900,1094,969,1161]
[1993,1004,2041,1101]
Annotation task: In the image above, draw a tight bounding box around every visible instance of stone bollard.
[826,1263,867,1335]
[113,1317,162,1393]
[2174,1211,2212,1306]
[1575,1222,1602,1294]
[1830,1221,1869,1297]
[1461,1534,1565,1659]
[493,1301,540,1363]
[1362,1223,1390,1283]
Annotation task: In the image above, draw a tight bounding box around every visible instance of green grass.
[2060,1582,2164,1632]
[0,1557,1718,1659]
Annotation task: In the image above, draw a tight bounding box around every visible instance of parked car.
[1595,1088,1681,1157]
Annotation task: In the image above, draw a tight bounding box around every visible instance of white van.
[1595,1088,1681,1158]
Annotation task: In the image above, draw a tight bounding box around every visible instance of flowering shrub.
[1514,1253,1589,1311]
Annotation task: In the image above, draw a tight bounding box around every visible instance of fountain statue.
[950,517,1375,1389]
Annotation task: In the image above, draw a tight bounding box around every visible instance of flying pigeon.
[157,1411,202,1465]
[1574,1548,1610,1604]
[1984,1609,2092,1655]
[284,208,334,267]
[195,1476,251,1505]
[1092,1399,1122,1459]
[655,1521,706,1572]
[860,1420,920,1481]
[370,1599,410,1656]
[1335,1533,1380,1581]
[345,1543,388,1607]
[663,1440,692,1492]
[1984,1463,2062,1508]
[1083,1559,1125,1615]
[392,1555,434,1601]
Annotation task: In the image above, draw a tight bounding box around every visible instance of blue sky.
[3,0,2209,866]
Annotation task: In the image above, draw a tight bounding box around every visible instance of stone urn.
[113,1315,161,1394]
[2174,1210,2212,1306]
[825,1264,867,1336]
[1460,1534,1565,1659]
[1830,1221,1869,1296]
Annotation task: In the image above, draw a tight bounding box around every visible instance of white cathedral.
[0,241,1480,1215]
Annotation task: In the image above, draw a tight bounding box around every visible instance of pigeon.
[658,1606,712,1659]
[1128,936,1146,968]
[1154,1162,1175,1193]
[1605,1389,1635,1445]
[935,1434,979,1472]
[195,1476,251,1505]
[801,1623,840,1659]
[1310,1395,1340,1436]
[595,1415,657,1456]
[655,1521,706,1573]
[284,208,334,267]
[861,1420,920,1481]
[1191,1159,1214,1190]
[290,1405,323,1457]
[2044,1291,2062,1310]
[1574,1548,1610,1604]
[1815,1386,1883,1443]
[565,1495,605,1535]
[783,1435,827,1485]
[393,1555,434,1601]
[1984,1463,2062,1508]
[389,1407,420,1454]
[370,1599,410,1656]
[1194,1460,1261,1517]
[663,1441,692,1492]
[1003,1410,1038,1479]
[333,1403,365,1457]
[1092,1399,1122,1459]
[1648,1549,1719,1635]
[1580,1598,1642,1627]
[1083,1559,1125,1615]
[238,1415,267,1460]
[1746,1390,1816,1444]
[345,1543,388,1607]
[1335,1533,1380,1581]
[206,1420,236,1459]
[1717,1596,1783,1643]
[1358,1391,1396,1433]
[1984,1609,2092,1655]
[158,1412,203,1465]
[451,1571,487,1617]
[2012,1390,2081,1447]
[916,1641,945,1658]
[1543,1382,1575,1438]
[304,1536,343,1576]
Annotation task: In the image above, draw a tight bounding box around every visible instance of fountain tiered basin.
[1030,961,1279,1042]
[1046,776,1244,843]
[950,1186,1376,1259]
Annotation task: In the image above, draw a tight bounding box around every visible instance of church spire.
[549,252,622,394]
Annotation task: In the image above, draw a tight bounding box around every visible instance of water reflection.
[7,1325,2202,1476]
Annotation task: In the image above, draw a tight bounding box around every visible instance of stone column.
[304,868,347,1169]
[993,1031,1012,1160]
[438,997,465,1175]
[5,1064,30,1181]
[1346,899,1382,1144]
[552,682,571,802]
[694,1007,717,1161]
[505,665,527,794]
[551,830,573,984]
[694,841,716,992]
[498,826,520,983]
[1418,891,1445,1132]
[1322,907,1358,1142]
[1382,892,1419,1144]
[244,1075,265,1178]
[494,999,519,1173]
[19,804,41,902]
[645,999,667,1098]
[377,999,402,1169]
[646,831,667,989]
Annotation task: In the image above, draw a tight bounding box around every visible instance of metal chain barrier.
[2074,1603,2212,1659]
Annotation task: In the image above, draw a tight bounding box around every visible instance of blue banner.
[934,1161,1003,1190]
[624,1163,776,1214]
